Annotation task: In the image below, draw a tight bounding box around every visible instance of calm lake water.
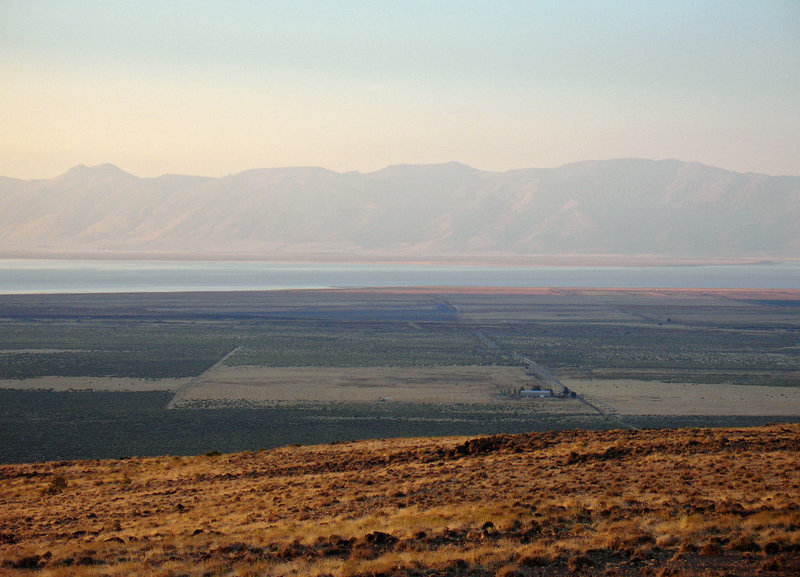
[0,259,798,294]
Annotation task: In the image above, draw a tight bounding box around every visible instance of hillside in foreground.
[1,424,799,576]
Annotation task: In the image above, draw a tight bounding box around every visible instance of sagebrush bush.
[42,474,67,495]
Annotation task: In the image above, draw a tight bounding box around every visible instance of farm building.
[520,389,552,398]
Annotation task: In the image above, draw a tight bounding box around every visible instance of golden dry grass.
[1,424,799,576]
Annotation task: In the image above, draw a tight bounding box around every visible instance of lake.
[0,259,798,294]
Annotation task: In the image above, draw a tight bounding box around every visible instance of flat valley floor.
[1,287,799,461]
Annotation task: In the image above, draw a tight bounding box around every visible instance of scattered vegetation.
[493,322,800,387]
[224,326,508,368]
[2,424,798,576]
[3,288,797,385]
[0,320,238,379]
[5,388,794,465]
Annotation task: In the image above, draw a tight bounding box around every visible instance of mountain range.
[1,159,798,259]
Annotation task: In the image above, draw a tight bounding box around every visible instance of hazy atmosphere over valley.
[2,3,800,576]
[2,2,799,182]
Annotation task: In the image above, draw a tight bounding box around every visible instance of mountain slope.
[1,159,798,258]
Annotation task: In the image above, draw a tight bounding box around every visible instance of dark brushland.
[1,159,799,259]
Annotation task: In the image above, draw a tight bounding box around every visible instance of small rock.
[365,531,397,546]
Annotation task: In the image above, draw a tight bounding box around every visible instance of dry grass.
[2,424,799,576]
[0,376,186,392]
[175,365,533,405]
[564,378,800,416]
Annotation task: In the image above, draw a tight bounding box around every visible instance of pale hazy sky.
[2,1,799,179]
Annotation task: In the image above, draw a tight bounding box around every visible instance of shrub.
[43,474,67,495]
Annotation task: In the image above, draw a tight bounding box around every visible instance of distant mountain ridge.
[1,159,798,259]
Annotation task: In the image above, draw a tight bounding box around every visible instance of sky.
[2,0,799,179]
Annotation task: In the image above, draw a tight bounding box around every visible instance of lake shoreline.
[0,250,790,267]
[2,259,799,294]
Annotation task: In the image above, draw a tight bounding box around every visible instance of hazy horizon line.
[5,156,798,182]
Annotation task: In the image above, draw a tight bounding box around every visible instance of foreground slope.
[2,424,799,576]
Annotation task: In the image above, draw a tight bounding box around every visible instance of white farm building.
[520,389,552,398]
